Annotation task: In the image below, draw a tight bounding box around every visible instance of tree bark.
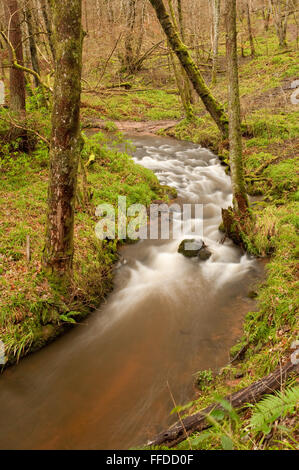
[168,0,194,120]
[124,0,137,72]
[176,0,195,108]
[5,0,26,113]
[25,0,41,88]
[225,0,248,215]
[246,1,256,56]
[43,0,83,280]
[271,0,290,47]
[121,0,146,73]
[211,0,221,85]
[146,361,298,448]
[262,2,271,31]
[149,0,229,137]
[39,0,55,61]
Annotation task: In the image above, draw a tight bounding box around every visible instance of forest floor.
[84,118,179,134]
[0,24,298,450]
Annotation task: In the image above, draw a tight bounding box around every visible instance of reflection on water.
[0,135,263,450]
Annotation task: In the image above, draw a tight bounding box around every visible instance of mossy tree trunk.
[5,0,26,113]
[149,0,229,137]
[43,0,83,280]
[225,0,248,216]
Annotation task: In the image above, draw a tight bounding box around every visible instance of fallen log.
[146,361,299,448]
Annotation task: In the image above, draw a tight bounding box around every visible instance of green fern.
[250,386,299,434]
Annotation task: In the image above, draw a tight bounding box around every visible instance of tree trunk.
[211,0,221,85]
[43,0,83,280]
[168,0,194,120]
[176,0,195,107]
[25,0,41,88]
[40,0,55,61]
[123,0,137,72]
[262,2,271,31]
[149,0,229,137]
[225,0,248,215]
[246,1,255,56]
[5,0,26,113]
[271,0,290,48]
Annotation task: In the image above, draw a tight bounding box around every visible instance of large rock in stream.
[178,239,212,260]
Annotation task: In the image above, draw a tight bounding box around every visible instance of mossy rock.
[178,239,212,260]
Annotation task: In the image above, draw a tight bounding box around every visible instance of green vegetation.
[0,2,298,451]
[81,89,183,122]
[146,27,298,452]
[171,385,299,450]
[0,117,170,365]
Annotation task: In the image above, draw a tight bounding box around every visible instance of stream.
[0,134,263,450]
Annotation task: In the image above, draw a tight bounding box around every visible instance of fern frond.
[250,386,299,434]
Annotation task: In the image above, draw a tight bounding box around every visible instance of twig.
[0,30,52,93]
[166,381,192,450]
[4,112,49,146]
[26,235,31,263]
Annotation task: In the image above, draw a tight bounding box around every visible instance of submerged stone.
[178,239,212,260]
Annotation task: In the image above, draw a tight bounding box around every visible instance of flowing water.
[0,135,263,450]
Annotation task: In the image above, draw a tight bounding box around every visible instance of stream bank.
[146,95,299,449]
[0,130,172,367]
[0,134,265,449]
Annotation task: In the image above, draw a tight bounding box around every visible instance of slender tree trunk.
[40,0,55,61]
[271,0,290,47]
[246,1,255,56]
[177,0,184,38]
[176,0,195,107]
[43,0,83,280]
[25,0,41,88]
[5,0,26,113]
[225,0,248,215]
[105,0,115,24]
[168,45,193,119]
[123,0,137,72]
[149,0,229,137]
[262,2,271,31]
[168,0,194,120]
[211,0,221,85]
